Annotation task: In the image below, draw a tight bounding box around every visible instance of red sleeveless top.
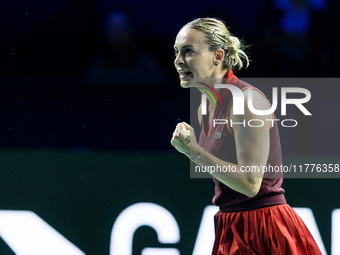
[198,70,286,213]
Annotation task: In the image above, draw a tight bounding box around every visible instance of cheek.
[195,56,213,70]
[195,63,210,74]
[188,56,212,75]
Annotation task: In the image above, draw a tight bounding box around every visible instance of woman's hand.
[170,122,198,157]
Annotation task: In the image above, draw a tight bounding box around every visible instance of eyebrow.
[173,44,195,50]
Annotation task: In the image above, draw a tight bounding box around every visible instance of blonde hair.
[184,17,249,71]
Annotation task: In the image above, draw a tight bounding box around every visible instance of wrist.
[189,145,207,164]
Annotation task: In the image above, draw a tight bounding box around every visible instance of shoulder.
[243,87,271,111]
[234,79,272,116]
[229,87,273,132]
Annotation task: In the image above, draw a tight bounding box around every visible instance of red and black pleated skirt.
[212,204,322,255]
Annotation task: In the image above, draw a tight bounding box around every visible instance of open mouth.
[179,71,192,79]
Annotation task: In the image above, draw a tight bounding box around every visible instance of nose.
[174,53,184,67]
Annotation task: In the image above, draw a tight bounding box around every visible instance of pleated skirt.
[212,204,322,255]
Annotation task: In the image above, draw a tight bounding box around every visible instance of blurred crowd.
[1,0,339,84]
[0,0,339,153]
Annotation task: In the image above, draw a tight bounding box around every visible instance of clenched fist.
[170,122,198,157]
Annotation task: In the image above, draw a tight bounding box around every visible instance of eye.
[173,48,194,58]
[185,49,194,55]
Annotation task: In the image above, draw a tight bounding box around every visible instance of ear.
[213,48,225,66]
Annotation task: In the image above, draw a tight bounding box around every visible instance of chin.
[180,80,191,88]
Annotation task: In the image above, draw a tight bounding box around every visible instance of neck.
[198,68,229,103]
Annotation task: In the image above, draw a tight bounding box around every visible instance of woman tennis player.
[170,17,322,255]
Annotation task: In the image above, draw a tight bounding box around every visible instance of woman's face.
[174,27,217,87]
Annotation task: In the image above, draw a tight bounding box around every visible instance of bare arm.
[171,89,272,197]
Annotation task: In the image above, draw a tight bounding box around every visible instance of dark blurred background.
[0,0,339,151]
[0,0,339,254]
